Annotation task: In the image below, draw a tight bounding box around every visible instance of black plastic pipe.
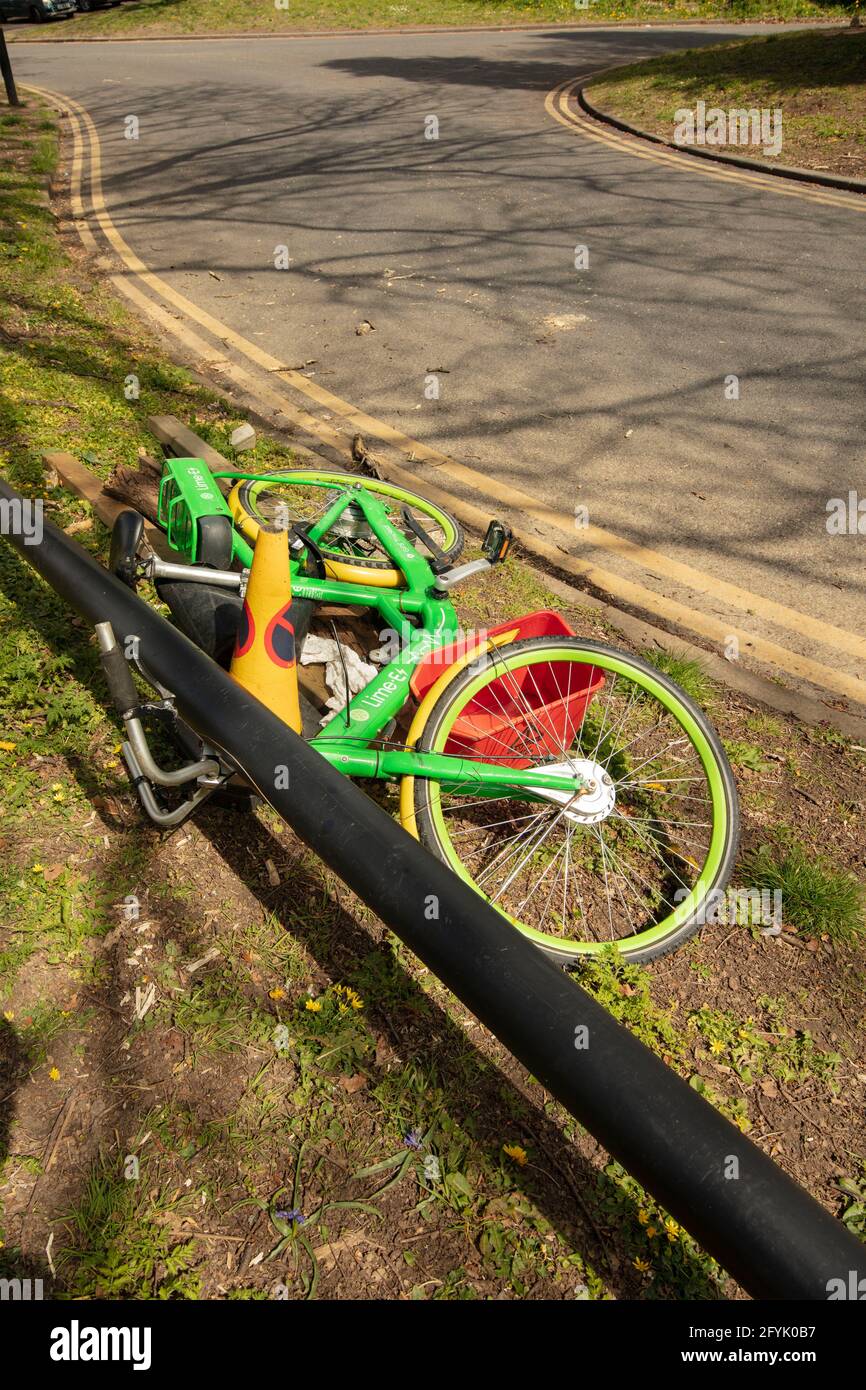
[2,479,863,1300]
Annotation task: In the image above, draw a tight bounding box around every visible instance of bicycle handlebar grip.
[96,621,139,716]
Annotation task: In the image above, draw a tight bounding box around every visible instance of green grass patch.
[56,1162,202,1299]
[688,996,841,1089]
[741,840,865,944]
[641,647,717,708]
[6,0,848,43]
[586,28,866,176]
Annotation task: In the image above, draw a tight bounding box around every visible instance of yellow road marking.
[29,83,866,707]
[544,77,866,215]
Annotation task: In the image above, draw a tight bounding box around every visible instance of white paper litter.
[300,635,380,724]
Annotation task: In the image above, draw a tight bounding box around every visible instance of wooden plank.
[148,414,231,475]
[44,451,173,558]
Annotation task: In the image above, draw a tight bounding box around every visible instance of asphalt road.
[13,27,866,697]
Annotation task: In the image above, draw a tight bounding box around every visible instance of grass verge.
[585,28,866,177]
[3,0,850,42]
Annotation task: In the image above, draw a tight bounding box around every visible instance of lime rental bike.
[105,460,738,964]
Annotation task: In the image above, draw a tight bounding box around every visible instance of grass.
[57,1163,202,1299]
[3,0,850,42]
[586,28,866,176]
[741,840,865,944]
[640,647,717,707]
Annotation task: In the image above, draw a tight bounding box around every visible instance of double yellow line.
[28,82,866,708]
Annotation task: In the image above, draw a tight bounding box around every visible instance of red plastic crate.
[411,610,606,767]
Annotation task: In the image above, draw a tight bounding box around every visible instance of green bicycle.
[107,460,738,964]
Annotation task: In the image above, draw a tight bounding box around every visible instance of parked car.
[0,0,77,19]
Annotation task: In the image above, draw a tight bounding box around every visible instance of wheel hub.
[528,758,616,825]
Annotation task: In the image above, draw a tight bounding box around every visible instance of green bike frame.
[170,468,588,802]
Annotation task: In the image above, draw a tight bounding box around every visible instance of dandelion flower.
[503,1143,528,1167]
[49,1067,60,1081]
[269,987,286,1001]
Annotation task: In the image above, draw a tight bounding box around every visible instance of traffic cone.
[230,526,303,733]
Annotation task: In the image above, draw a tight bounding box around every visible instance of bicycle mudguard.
[398,626,522,840]
[157,458,234,563]
[157,580,315,672]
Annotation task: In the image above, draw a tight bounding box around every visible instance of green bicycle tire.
[235,469,463,572]
[412,637,738,964]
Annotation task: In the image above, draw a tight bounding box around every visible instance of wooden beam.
[44,451,173,558]
[148,414,231,475]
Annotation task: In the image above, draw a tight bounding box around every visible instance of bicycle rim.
[229,471,462,584]
[411,639,737,962]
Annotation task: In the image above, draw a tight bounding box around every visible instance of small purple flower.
[403,1129,423,1151]
[275,1208,305,1225]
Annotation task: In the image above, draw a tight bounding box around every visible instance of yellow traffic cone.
[230,526,303,733]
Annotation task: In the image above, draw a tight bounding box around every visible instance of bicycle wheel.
[229,469,463,586]
[405,638,738,964]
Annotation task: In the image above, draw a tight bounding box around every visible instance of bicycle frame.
[201,473,588,801]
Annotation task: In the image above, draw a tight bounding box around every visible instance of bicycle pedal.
[482,519,513,564]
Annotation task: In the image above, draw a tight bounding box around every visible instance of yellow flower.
[646,1226,657,1239]
[350,997,364,1010]
[305,999,322,1013]
[637,1208,650,1225]
[32,863,44,874]
[49,1067,60,1081]
[0,741,16,752]
[664,1218,680,1242]
[503,1143,528,1167]
[633,1256,651,1273]
[51,782,63,791]
[710,1040,725,1055]
[269,988,286,1001]
[3,1010,14,1022]
[104,759,119,770]
[338,1003,348,1013]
